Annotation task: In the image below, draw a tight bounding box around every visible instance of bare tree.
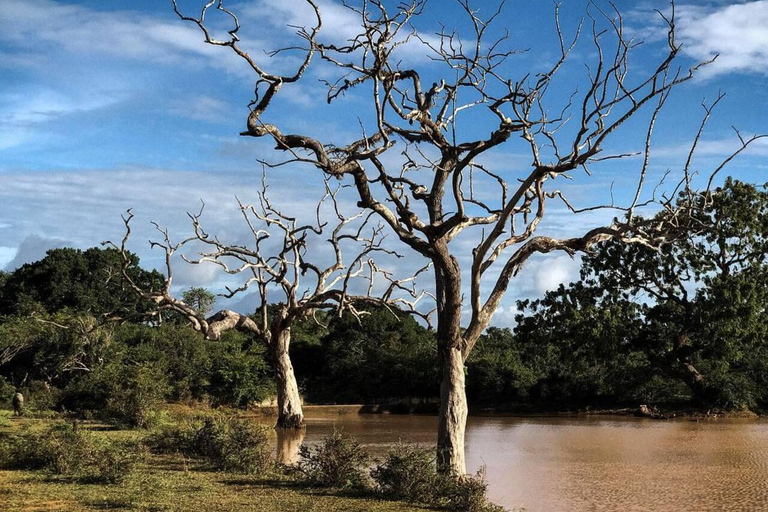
[171,0,764,472]
[106,179,431,428]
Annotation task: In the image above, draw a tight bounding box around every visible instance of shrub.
[434,469,505,512]
[370,444,504,511]
[0,423,137,483]
[371,443,437,502]
[295,430,370,489]
[104,363,170,428]
[148,416,271,474]
[0,376,16,409]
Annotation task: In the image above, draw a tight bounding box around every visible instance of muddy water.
[272,412,768,512]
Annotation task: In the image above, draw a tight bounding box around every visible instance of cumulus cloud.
[171,259,222,287]
[529,254,582,296]
[3,234,72,271]
[676,1,768,77]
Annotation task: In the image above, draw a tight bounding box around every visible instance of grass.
[0,412,432,512]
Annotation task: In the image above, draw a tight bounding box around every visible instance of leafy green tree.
[300,308,437,404]
[181,287,216,317]
[514,283,668,407]
[0,247,163,318]
[566,179,768,406]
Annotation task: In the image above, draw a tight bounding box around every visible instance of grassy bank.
[0,411,483,512]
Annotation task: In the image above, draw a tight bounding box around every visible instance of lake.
[270,411,768,511]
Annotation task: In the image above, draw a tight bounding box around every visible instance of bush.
[371,443,437,502]
[148,416,271,474]
[371,444,504,511]
[104,363,170,428]
[0,423,137,483]
[295,430,370,489]
[434,470,505,512]
[0,376,16,409]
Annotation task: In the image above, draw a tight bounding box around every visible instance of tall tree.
[580,179,768,404]
[172,0,763,473]
[109,180,430,428]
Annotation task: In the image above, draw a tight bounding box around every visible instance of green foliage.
[0,313,113,386]
[56,323,273,419]
[209,343,274,407]
[181,287,216,317]
[370,444,503,511]
[513,283,652,407]
[148,416,271,474]
[0,247,162,318]
[0,423,137,483]
[296,309,437,403]
[296,430,370,489]
[433,471,505,512]
[371,443,437,502]
[0,376,15,408]
[497,179,768,411]
[103,362,171,428]
[466,327,540,404]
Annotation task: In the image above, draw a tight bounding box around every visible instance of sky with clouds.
[1,0,766,325]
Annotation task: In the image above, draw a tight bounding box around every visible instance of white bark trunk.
[272,328,304,429]
[437,344,468,475]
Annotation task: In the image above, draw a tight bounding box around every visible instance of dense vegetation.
[1,180,767,415]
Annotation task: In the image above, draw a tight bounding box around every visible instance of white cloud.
[0,246,18,270]
[3,234,71,271]
[0,87,124,150]
[676,1,768,77]
[168,95,232,123]
[530,254,581,296]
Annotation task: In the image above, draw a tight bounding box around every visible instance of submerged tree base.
[275,413,305,429]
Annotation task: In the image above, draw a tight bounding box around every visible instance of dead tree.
[106,179,430,428]
[172,0,764,472]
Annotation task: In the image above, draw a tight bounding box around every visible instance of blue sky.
[1,0,767,324]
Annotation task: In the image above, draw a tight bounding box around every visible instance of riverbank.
[237,401,761,420]
[0,412,454,512]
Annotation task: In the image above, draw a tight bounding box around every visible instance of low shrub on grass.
[371,443,505,512]
[148,416,271,474]
[0,422,137,483]
[434,469,505,512]
[295,430,370,489]
[370,443,436,502]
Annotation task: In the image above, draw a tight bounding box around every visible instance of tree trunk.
[434,255,468,476]
[437,344,468,475]
[272,328,304,429]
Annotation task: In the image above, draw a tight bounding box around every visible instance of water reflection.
[282,413,768,512]
[275,427,306,465]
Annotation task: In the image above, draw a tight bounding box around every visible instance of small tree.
[107,179,430,428]
[172,0,764,472]
[181,287,216,317]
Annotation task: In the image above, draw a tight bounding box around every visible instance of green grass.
[0,414,431,512]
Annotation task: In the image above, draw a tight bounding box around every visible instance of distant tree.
[0,313,114,386]
[514,283,653,406]
[0,247,162,319]
[302,308,437,403]
[181,287,216,317]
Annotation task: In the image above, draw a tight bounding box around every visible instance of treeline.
[1,178,767,417]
